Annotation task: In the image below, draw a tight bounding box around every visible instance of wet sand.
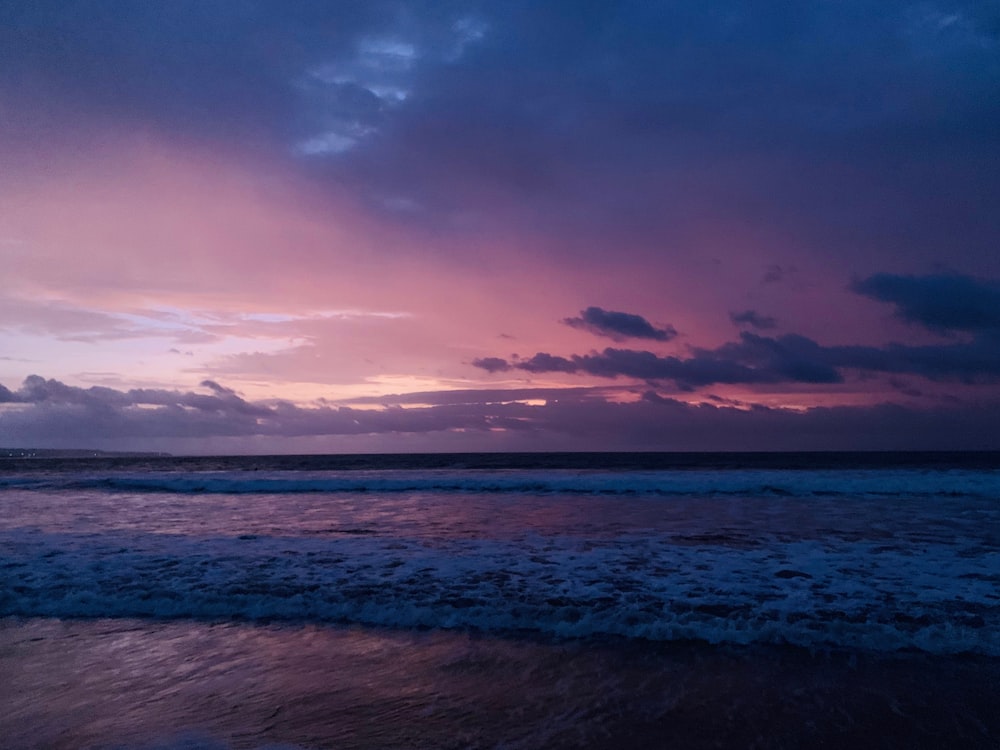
[2,617,998,749]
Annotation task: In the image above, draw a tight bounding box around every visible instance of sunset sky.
[2,0,1000,453]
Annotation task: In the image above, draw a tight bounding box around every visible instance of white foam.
[3,464,997,654]
[2,525,997,655]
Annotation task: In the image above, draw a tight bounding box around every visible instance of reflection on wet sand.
[2,618,998,749]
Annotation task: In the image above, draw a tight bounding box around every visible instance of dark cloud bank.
[851,273,1000,334]
[3,375,1000,452]
[477,332,1000,388]
[5,273,1000,451]
[475,273,1000,388]
[5,1,999,269]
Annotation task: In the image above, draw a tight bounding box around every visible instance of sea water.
[1,452,999,748]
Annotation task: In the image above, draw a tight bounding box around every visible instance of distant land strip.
[1,448,172,459]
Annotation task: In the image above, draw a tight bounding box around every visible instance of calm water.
[2,452,999,748]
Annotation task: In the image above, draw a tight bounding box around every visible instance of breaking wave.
[3,526,998,655]
[2,467,998,499]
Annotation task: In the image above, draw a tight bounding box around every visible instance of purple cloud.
[3,375,999,452]
[470,357,511,373]
[762,264,795,284]
[516,352,580,374]
[563,307,677,342]
[852,273,1000,334]
[476,274,1000,387]
[729,310,777,330]
[480,331,1000,387]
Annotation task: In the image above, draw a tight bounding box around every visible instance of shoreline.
[3,617,998,749]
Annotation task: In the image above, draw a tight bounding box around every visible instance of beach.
[2,452,999,747]
[3,618,999,749]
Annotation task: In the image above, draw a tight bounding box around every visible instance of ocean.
[1,452,999,748]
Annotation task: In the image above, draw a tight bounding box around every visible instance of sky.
[2,0,1000,453]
